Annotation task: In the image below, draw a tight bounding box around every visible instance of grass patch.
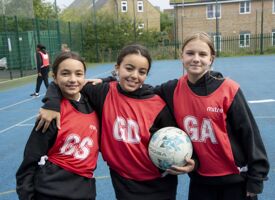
[0,75,37,92]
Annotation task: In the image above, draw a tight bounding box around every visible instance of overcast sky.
[46,0,172,10]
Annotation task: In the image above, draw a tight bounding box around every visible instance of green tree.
[2,0,34,18]
[160,12,174,43]
[33,0,57,19]
[82,12,162,62]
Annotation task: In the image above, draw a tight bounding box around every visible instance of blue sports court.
[0,55,274,200]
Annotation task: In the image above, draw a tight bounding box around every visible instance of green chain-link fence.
[0,15,83,81]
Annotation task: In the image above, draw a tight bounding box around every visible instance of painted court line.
[0,96,42,111]
[254,116,275,119]
[248,99,275,104]
[0,189,16,196]
[17,124,34,127]
[0,115,37,134]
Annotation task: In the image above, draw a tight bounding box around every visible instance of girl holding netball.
[154,32,269,200]
[16,52,99,200]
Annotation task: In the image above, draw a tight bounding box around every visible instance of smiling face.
[181,39,214,83]
[53,58,85,100]
[115,54,149,92]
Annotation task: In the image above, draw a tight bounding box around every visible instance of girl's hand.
[85,78,103,85]
[166,158,195,175]
[246,192,257,198]
[35,108,60,133]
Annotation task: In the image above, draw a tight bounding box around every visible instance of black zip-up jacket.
[16,95,96,200]
[42,81,180,200]
[154,71,269,194]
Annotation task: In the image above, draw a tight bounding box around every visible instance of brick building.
[170,0,275,49]
[68,0,161,31]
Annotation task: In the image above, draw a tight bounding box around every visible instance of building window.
[121,1,127,12]
[137,1,144,12]
[213,35,222,51]
[272,31,275,46]
[273,0,275,13]
[239,33,250,47]
[206,4,221,19]
[240,1,250,14]
[138,23,145,29]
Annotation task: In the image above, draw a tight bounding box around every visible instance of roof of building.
[170,0,247,6]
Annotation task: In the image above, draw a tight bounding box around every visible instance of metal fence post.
[80,23,84,55]
[260,0,264,54]
[173,5,178,59]
[56,19,61,51]
[68,21,72,50]
[47,19,52,58]
[15,16,23,77]
[2,15,12,79]
[35,18,41,45]
[92,0,99,62]
[215,0,220,57]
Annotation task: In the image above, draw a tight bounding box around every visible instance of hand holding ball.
[148,127,193,170]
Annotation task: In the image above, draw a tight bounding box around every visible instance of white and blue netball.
[148,127,193,170]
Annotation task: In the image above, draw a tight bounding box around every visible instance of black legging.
[35,67,49,93]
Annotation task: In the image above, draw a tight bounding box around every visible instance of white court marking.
[248,99,275,104]
[0,95,43,111]
[0,115,37,134]
[17,124,35,127]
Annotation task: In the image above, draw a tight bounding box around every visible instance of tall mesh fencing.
[0,16,84,81]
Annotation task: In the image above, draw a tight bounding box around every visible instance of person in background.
[154,32,269,200]
[17,51,99,200]
[61,43,71,52]
[30,44,50,97]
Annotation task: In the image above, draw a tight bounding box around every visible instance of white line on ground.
[254,116,275,119]
[0,115,37,134]
[0,95,43,111]
[0,189,16,196]
[95,175,110,180]
[17,124,35,127]
[248,99,275,103]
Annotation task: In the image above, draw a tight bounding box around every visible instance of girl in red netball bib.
[16,52,99,200]
[154,32,269,200]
